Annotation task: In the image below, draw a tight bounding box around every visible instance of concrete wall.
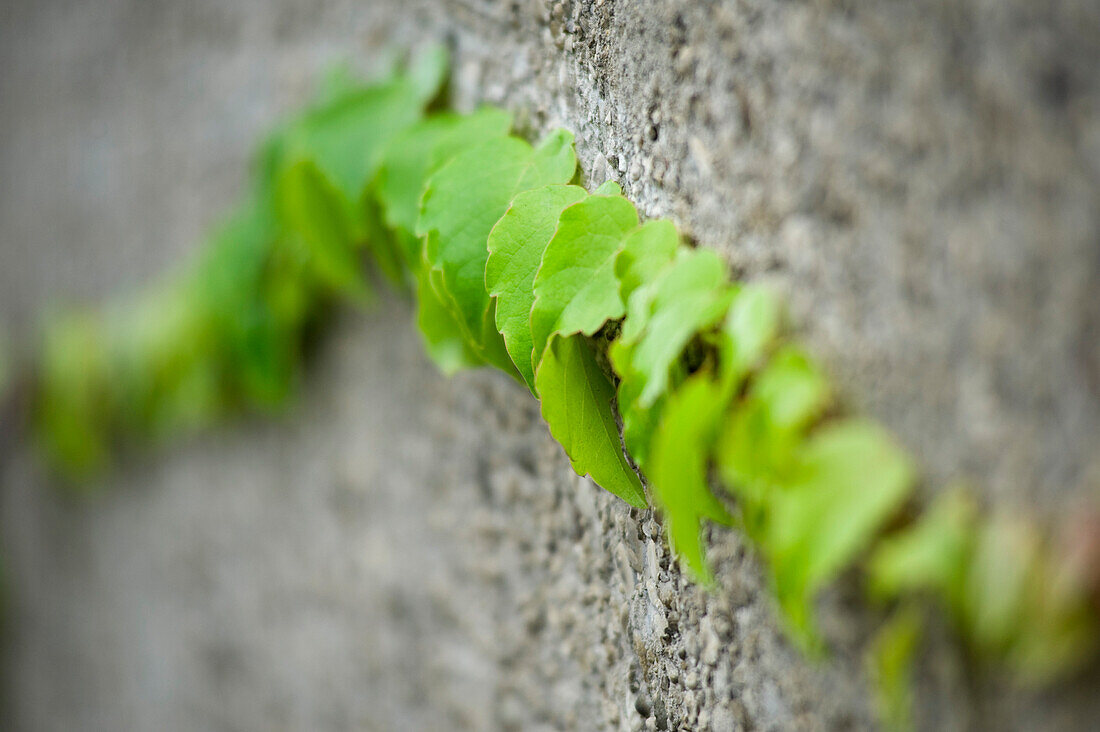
[2,0,1099,729]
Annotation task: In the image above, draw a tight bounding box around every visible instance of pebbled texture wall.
[2,0,1098,729]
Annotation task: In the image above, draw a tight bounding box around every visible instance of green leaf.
[867,488,976,606]
[529,194,638,371]
[265,67,442,290]
[592,180,623,196]
[867,607,922,732]
[717,284,782,387]
[534,335,646,509]
[611,248,734,410]
[486,184,589,389]
[114,321,212,435]
[768,419,915,651]
[191,197,301,410]
[605,219,682,468]
[406,44,450,104]
[314,63,363,107]
[962,515,1036,654]
[648,371,735,584]
[615,219,679,303]
[869,491,1098,681]
[716,346,831,534]
[374,107,513,261]
[413,255,484,375]
[359,190,408,288]
[752,349,830,430]
[274,76,430,203]
[625,283,780,475]
[276,159,369,300]
[35,312,112,479]
[609,248,734,470]
[417,131,576,364]
[617,381,667,471]
[1008,548,1098,683]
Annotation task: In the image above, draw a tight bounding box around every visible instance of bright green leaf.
[750,346,830,431]
[592,180,623,196]
[616,371,667,472]
[615,219,679,303]
[529,194,638,370]
[609,247,734,474]
[534,335,646,509]
[611,248,734,410]
[314,63,363,107]
[486,184,589,389]
[717,284,782,387]
[374,107,513,261]
[604,219,682,469]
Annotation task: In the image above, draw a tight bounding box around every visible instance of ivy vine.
[8,48,1097,729]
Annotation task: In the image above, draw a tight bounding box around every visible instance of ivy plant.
[15,47,1098,731]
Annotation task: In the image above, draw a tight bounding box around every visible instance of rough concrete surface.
[2,0,1099,729]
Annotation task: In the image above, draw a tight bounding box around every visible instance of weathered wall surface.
[2,0,1099,730]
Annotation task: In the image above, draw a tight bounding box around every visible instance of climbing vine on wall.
[10,48,1097,728]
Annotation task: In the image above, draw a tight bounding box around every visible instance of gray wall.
[2,0,1099,729]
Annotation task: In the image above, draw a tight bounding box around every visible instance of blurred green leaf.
[276,159,370,301]
[648,371,735,584]
[273,76,429,203]
[406,44,450,105]
[716,284,782,388]
[35,312,111,479]
[716,347,830,536]
[769,419,915,652]
[413,255,484,375]
[867,488,976,607]
[867,607,922,732]
[963,515,1037,654]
